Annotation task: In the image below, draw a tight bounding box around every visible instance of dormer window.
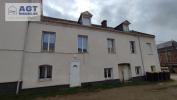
[78,11,92,26]
[115,20,130,32]
[123,24,129,32]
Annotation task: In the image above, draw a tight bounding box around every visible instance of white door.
[70,61,81,87]
[119,65,131,82]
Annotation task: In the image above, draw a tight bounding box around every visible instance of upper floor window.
[39,65,52,80]
[107,38,115,54]
[146,43,153,54]
[42,31,56,52]
[104,68,113,79]
[130,41,136,54]
[78,35,88,53]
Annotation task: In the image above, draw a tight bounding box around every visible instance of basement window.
[39,65,52,80]
[104,68,113,79]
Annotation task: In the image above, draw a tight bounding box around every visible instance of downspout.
[138,35,145,75]
[16,21,30,94]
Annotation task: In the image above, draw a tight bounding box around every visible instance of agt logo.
[19,5,38,15]
[6,3,41,21]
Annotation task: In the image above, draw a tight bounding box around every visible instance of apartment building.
[0,0,161,94]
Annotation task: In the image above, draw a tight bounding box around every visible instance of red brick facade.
[157,41,177,72]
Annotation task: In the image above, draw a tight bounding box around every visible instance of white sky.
[43,0,177,44]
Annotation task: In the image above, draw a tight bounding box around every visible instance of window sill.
[78,52,89,54]
[130,52,136,54]
[105,78,113,80]
[41,51,55,53]
[108,52,116,54]
[148,53,153,55]
[38,78,52,82]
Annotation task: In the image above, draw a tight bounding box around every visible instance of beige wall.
[0,0,160,89]
[22,22,160,89]
[0,0,29,83]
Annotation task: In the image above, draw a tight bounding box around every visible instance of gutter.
[16,21,30,94]
[138,35,145,75]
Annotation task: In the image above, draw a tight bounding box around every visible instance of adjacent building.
[0,0,161,94]
[157,40,177,72]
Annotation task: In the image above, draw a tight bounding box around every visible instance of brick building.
[157,40,177,72]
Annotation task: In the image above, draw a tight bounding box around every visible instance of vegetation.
[0,80,173,100]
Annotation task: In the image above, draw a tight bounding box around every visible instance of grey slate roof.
[157,40,177,49]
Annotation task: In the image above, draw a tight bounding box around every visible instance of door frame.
[118,63,131,82]
[69,60,81,87]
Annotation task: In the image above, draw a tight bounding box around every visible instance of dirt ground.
[37,77,177,100]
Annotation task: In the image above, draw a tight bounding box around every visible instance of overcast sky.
[43,0,177,44]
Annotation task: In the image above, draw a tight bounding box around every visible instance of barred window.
[39,65,52,80]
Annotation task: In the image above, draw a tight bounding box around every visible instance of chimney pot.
[101,20,107,27]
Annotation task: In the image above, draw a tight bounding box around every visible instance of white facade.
[0,0,160,93]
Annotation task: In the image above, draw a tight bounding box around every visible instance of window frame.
[39,65,52,81]
[78,35,88,53]
[104,68,113,79]
[146,43,153,55]
[41,31,56,52]
[130,41,136,54]
[151,65,156,72]
[135,66,141,75]
[107,38,116,54]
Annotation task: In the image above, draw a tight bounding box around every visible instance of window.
[151,66,156,72]
[130,41,136,53]
[39,65,52,80]
[107,38,115,53]
[146,43,153,54]
[104,68,113,79]
[135,66,141,75]
[42,31,56,52]
[78,35,88,53]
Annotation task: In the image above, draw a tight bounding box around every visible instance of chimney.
[101,20,107,27]
[115,20,131,32]
[78,11,92,26]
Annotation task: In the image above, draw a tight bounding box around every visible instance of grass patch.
[0,80,171,100]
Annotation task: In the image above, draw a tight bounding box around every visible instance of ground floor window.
[104,68,113,79]
[135,66,141,75]
[151,65,156,72]
[39,65,52,80]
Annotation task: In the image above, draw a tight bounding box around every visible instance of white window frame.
[151,66,156,72]
[42,31,56,52]
[135,66,141,75]
[104,68,113,79]
[78,35,88,53]
[130,41,136,54]
[39,65,52,81]
[107,38,116,54]
[146,43,153,55]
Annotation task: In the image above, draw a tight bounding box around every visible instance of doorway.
[70,61,81,87]
[118,63,131,82]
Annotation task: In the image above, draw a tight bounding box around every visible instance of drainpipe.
[16,21,30,94]
[138,35,145,76]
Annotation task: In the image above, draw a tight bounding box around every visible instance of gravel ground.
[37,79,177,100]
